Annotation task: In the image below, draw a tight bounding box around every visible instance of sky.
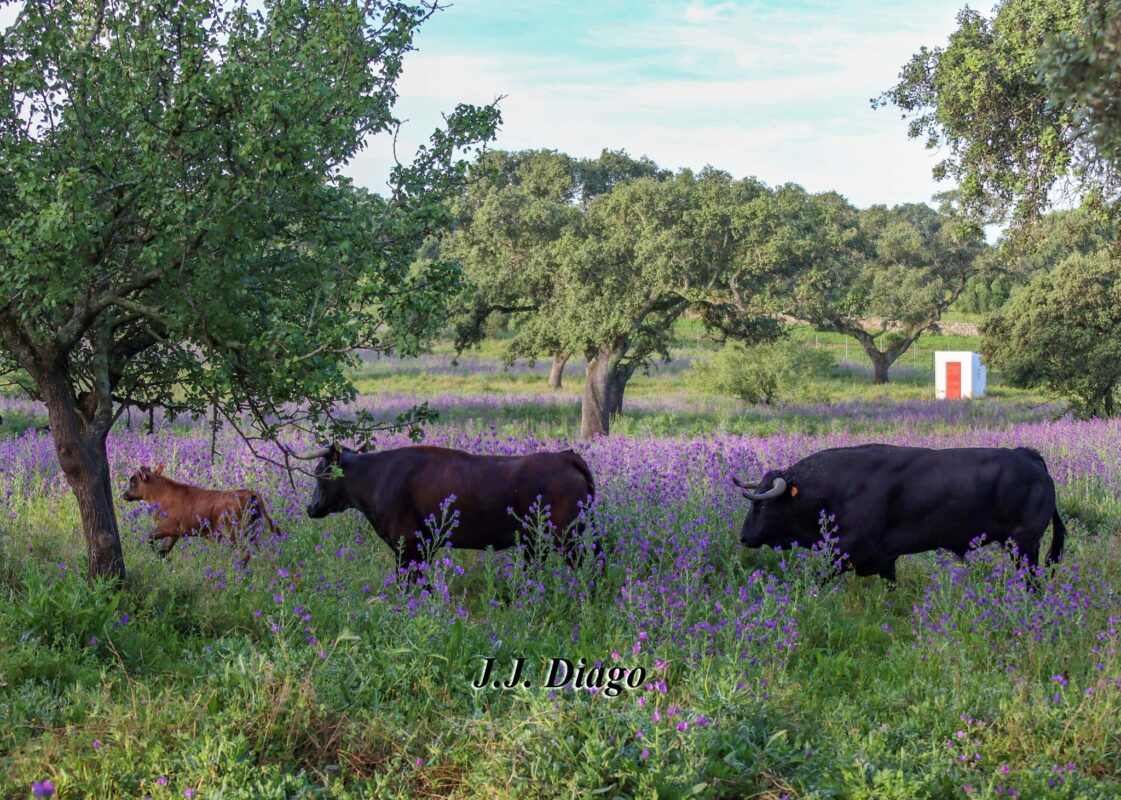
[0,0,974,209]
[349,0,973,209]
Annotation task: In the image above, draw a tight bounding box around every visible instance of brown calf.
[122,464,279,559]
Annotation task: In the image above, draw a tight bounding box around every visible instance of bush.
[982,250,1121,418]
[691,339,834,405]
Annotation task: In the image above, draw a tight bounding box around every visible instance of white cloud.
[1,3,22,30]
[683,2,738,25]
[341,3,965,209]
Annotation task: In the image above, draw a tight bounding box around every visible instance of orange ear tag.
[790,486,799,497]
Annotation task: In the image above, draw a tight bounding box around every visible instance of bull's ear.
[328,444,341,462]
[155,463,165,475]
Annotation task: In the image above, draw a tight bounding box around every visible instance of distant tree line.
[439,150,990,436]
[439,0,1121,430]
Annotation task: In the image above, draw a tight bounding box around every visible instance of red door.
[946,361,961,399]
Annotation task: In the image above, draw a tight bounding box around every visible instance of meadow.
[1,332,1120,799]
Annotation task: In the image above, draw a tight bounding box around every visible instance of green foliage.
[445,152,807,434]
[953,273,1016,314]
[861,201,984,323]
[14,566,121,651]
[0,0,499,441]
[878,0,1116,226]
[1040,0,1121,170]
[959,205,1117,314]
[445,149,711,369]
[692,339,835,405]
[982,250,1121,418]
[443,149,583,354]
[997,207,1116,280]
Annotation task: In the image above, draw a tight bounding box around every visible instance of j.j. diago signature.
[472,656,647,697]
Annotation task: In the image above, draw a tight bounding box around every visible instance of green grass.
[346,322,1050,441]
[2,484,1118,798]
[2,329,1107,799]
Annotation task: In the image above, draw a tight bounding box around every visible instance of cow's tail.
[567,450,596,504]
[566,451,600,566]
[1047,507,1067,566]
[247,492,281,542]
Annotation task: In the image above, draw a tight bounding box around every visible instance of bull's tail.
[1047,507,1067,566]
[1027,450,1066,567]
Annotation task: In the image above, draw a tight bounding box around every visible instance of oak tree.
[446,155,794,437]
[877,0,1113,226]
[881,0,1121,407]
[793,198,986,384]
[0,0,499,581]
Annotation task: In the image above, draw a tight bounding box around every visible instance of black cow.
[292,444,596,568]
[735,444,1066,582]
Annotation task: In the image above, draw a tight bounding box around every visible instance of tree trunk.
[548,352,569,390]
[831,318,928,387]
[851,334,902,385]
[869,351,892,384]
[41,374,126,583]
[606,364,631,417]
[581,347,613,438]
[580,344,633,438]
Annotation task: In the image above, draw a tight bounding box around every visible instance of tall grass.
[2,399,1120,797]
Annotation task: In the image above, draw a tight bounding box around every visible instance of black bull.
[736,444,1067,581]
[294,444,596,567]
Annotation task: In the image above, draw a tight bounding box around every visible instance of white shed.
[935,351,986,399]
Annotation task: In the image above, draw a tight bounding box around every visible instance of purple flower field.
[1,389,1063,441]
[3,393,1121,798]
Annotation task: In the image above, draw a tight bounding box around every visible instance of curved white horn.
[732,476,759,491]
[747,477,787,501]
[290,446,331,460]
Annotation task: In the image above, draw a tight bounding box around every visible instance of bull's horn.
[732,476,759,490]
[289,446,332,460]
[747,477,787,501]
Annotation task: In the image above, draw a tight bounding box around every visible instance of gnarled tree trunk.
[580,343,631,438]
[548,352,569,390]
[868,350,893,385]
[835,322,923,386]
[581,347,612,438]
[859,336,919,385]
[40,372,126,583]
